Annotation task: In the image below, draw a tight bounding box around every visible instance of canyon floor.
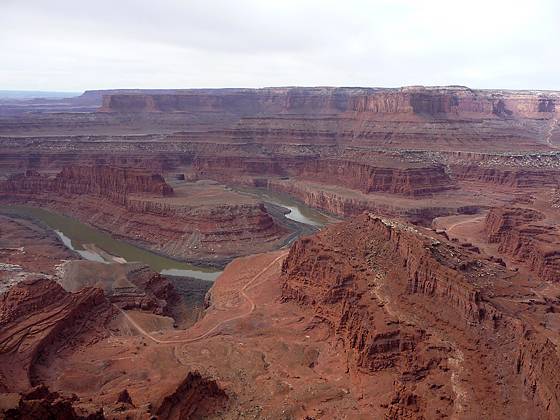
[1,86,560,419]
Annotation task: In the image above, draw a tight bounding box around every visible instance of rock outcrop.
[156,372,228,419]
[1,165,173,204]
[99,86,559,120]
[189,155,454,197]
[0,385,105,419]
[452,165,560,188]
[281,213,560,418]
[0,278,116,392]
[58,261,183,317]
[484,206,560,282]
[0,166,289,264]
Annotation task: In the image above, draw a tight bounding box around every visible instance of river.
[0,205,222,281]
[0,193,329,281]
[229,186,331,227]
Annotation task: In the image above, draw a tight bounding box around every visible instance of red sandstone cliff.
[1,166,173,204]
[0,277,116,393]
[188,155,455,197]
[0,166,289,264]
[99,86,559,120]
[281,213,560,418]
[484,207,560,282]
[451,165,560,188]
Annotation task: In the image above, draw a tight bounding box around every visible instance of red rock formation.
[0,167,289,264]
[262,178,465,226]
[0,278,116,392]
[281,213,560,418]
[484,207,560,282]
[298,159,453,195]
[121,266,183,317]
[1,385,105,419]
[99,86,559,120]
[156,371,228,419]
[452,165,560,188]
[1,165,173,204]
[189,155,454,197]
[59,261,184,316]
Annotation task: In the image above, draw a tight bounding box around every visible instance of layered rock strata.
[1,166,173,204]
[0,167,288,264]
[452,165,560,188]
[0,278,116,392]
[484,206,560,282]
[99,86,559,119]
[281,213,560,418]
[188,155,454,197]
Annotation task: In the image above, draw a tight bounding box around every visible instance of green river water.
[0,192,328,281]
[0,205,222,281]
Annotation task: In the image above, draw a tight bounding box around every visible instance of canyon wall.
[99,86,559,119]
[0,277,115,393]
[281,213,560,418]
[2,86,560,220]
[188,155,454,197]
[484,207,560,282]
[1,166,173,205]
[0,167,288,264]
[451,165,560,188]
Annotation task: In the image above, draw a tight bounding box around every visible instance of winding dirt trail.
[444,216,485,235]
[119,252,287,345]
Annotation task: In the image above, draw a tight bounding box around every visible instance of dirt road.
[119,252,287,344]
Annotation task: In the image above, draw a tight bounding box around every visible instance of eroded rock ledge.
[99,86,559,119]
[485,206,560,282]
[0,278,116,393]
[3,165,173,203]
[281,213,560,418]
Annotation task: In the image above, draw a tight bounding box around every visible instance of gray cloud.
[0,0,558,91]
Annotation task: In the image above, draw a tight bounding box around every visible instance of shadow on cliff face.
[165,275,213,328]
[156,371,228,419]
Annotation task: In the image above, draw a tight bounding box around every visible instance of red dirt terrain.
[1,86,560,418]
[2,214,559,418]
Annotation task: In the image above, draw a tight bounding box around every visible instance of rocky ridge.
[281,213,560,418]
[0,278,116,393]
[484,206,560,282]
[99,86,559,119]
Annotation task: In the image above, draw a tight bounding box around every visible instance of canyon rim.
[2,0,560,418]
[1,86,560,419]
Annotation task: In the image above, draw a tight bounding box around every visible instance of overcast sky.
[1,0,558,91]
